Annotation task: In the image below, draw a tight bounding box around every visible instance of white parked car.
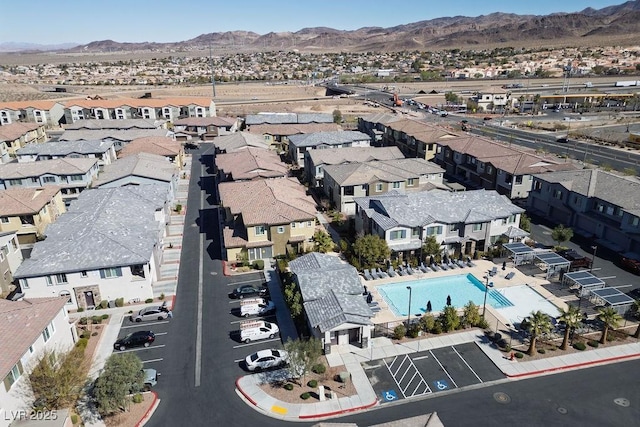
[245,349,289,372]
[130,305,171,322]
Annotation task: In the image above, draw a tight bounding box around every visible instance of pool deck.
[364,260,568,330]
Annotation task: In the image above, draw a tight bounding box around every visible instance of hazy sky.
[0,0,626,45]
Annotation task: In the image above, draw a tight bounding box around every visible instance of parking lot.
[115,308,172,369]
[363,342,505,403]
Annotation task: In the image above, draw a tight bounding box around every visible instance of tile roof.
[218,177,316,225]
[307,146,404,166]
[0,158,97,179]
[118,136,182,157]
[0,186,62,216]
[59,129,170,142]
[0,297,68,379]
[304,290,373,332]
[0,122,43,141]
[216,147,288,180]
[16,139,114,156]
[211,131,270,152]
[93,153,177,186]
[359,112,404,125]
[245,112,333,125]
[14,185,168,277]
[64,119,164,130]
[288,131,371,148]
[248,123,340,136]
[324,158,444,186]
[173,117,237,127]
[63,97,213,109]
[0,100,63,111]
[355,189,524,230]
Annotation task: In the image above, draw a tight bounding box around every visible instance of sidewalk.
[235,329,640,421]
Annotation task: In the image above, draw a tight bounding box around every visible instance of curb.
[506,352,640,378]
[223,261,231,276]
[235,377,378,420]
[135,391,160,427]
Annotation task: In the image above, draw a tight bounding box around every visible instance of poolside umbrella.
[430,256,434,265]
[426,301,432,312]
[446,295,452,306]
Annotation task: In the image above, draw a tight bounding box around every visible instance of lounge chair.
[457,259,466,268]
[419,262,429,273]
[505,271,515,280]
[363,269,373,281]
[448,260,457,269]
[405,263,415,275]
[489,266,498,276]
[440,263,449,271]
[398,267,406,276]
[387,267,397,277]
[377,268,389,278]
[466,256,476,267]
[430,263,440,272]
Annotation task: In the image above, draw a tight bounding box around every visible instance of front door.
[84,291,95,308]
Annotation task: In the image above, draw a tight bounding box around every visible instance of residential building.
[59,128,172,152]
[0,232,22,296]
[0,297,74,427]
[93,153,179,202]
[288,131,371,168]
[64,118,168,131]
[528,169,640,255]
[0,100,65,127]
[219,177,317,262]
[0,158,100,205]
[118,136,184,169]
[173,116,239,142]
[0,187,66,245]
[304,146,404,188]
[15,139,117,167]
[323,158,446,215]
[358,112,404,146]
[474,87,510,113]
[379,118,459,160]
[0,122,47,162]
[288,252,373,353]
[210,131,270,154]
[248,122,341,152]
[434,135,578,199]
[244,112,333,126]
[13,185,170,310]
[62,97,216,124]
[215,147,288,182]
[354,189,524,257]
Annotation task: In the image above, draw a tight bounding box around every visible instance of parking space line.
[121,321,170,329]
[154,332,167,336]
[413,355,429,361]
[142,358,163,364]
[227,278,264,287]
[116,345,166,353]
[384,355,431,398]
[451,346,483,383]
[232,337,281,349]
[429,350,457,388]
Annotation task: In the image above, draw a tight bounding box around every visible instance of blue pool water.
[377,273,514,317]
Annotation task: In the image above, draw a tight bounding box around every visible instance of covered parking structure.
[535,252,571,279]
[589,287,636,315]
[503,242,536,266]
[562,271,605,297]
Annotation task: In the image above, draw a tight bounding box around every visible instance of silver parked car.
[130,305,171,322]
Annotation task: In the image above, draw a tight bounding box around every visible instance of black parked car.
[229,284,269,299]
[114,331,155,351]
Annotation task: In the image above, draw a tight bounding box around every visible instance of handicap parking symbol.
[432,379,449,391]
[381,390,398,402]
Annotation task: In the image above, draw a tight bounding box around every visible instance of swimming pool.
[378,273,513,317]
[495,285,561,326]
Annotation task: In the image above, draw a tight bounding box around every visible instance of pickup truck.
[559,250,592,270]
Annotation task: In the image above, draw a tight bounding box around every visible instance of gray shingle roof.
[59,129,169,142]
[288,131,371,148]
[355,189,524,230]
[16,139,114,156]
[0,158,98,179]
[245,113,333,125]
[14,185,168,277]
[307,146,404,166]
[64,119,164,130]
[304,290,373,332]
[92,153,177,186]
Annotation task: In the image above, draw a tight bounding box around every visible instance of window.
[407,178,415,187]
[46,276,53,286]
[80,271,88,278]
[42,323,53,342]
[306,221,313,227]
[508,214,517,224]
[70,175,84,181]
[31,177,39,183]
[254,225,266,236]
[375,183,383,192]
[515,175,523,185]
[131,264,145,278]
[0,217,8,223]
[100,267,122,278]
[5,363,22,390]
[472,223,483,232]
[8,179,22,185]
[449,224,457,232]
[632,217,640,227]
[55,273,67,284]
[277,226,285,234]
[554,190,563,200]
[42,176,56,183]
[392,182,401,189]
[389,230,406,240]
[290,222,296,229]
[19,278,29,289]
[486,166,493,174]
[343,186,354,196]
[606,206,614,215]
[426,226,443,236]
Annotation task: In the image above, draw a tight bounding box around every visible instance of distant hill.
[0,42,79,52]
[7,1,640,54]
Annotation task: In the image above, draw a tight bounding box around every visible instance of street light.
[406,286,412,328]
[482,274,494,320]
[590,245,597,273]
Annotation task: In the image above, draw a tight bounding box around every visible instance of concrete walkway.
[236,329,640,421]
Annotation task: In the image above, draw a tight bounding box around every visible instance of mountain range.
[2,1,640,54]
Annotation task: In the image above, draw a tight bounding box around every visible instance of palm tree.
[632,300,640,339]
[524,310,553,356]
[597,307,622,344]
[557,305,582,350]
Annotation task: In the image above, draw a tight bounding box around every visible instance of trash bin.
[108,300,116,308]
[339,371,350,384]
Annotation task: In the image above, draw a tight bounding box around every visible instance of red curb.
[223,261,231,276]
[236,378,258,406]
[168,295,176,311]
[506,352,640,378]
[135,391,159,427]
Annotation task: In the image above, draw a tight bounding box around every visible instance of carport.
[534,252,571,279]
[503,242,536,266]
[589,287,636,315]
[562,271,605,297]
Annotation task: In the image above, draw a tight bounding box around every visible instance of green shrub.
[175,203,182,213]
[393,324,407,340]
[477,318,489,329]
[606,334,615,342]
[145,298,154,304]
[98,300,108,309]
[159,293,165,300]
[538,348,546,354]
[307,379,318,388]
[78,317,88,325]
[312,364,326,374]
[432,322,443,334]
[70,414,79,424]
[77,307,84,313]
[76,338,89,349]
[91,316,102,324]
[588,340,599,348]
[407,324,421,338]
[573,342,587,351]
[101,314,109,320]
[515,352,524,359]
[503,344,511,353]
[300,392,311,400]
[252,260,265,270]
[132,393,143,404]
[284,383,294,391]
[115,297,124,307]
